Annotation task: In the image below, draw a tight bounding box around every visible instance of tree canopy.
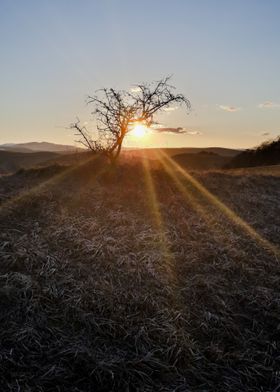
[72,77,191,164]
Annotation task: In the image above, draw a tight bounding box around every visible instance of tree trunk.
[109,136,124,166]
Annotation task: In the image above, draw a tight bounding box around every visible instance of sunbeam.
[156,151,210,221]
[140,151,178,288]
[0,155,106,217]
[156,150,258,251]
[158,150,280,258]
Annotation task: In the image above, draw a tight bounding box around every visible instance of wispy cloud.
[153,127,185,134]
[163,106,178,112]
[261,132,270,136]
[186,130,203,135]
[258,101,280,109]
[153,126,202,135]
[219,105,241,112]
[130,86,141,93]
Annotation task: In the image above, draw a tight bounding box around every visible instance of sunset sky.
[1,0,280,148]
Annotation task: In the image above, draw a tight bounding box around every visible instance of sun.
[131,123,148,138]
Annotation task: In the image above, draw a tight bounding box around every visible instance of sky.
[1,0,280,149]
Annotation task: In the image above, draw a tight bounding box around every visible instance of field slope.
[0,150,61,174]
[0,156,279,391]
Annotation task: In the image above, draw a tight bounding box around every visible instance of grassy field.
[0,150,61,175]
[0,155,280,391]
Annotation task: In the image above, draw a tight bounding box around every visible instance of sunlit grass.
[141,151,178,288]
[1,156,279,390]
[0,155,105,216]
[158,150,280,257]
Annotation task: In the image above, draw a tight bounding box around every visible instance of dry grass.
[0,157,280,391]
[228,164,280,176]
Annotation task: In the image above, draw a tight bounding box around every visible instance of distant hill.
[226,136,280,169]
[45,148,239,171]
[166,147,240,157]
[125,147,240,159]
[0,151,61,174]
[0,144,35,153]
[172,151,231,170]
[0,143,239,156]
[0,145,241,174]
[0,142,84,153]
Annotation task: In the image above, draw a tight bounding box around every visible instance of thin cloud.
[154,127,185,134]
[186,130,203,136]
[258,101,280,109]
[261,132,270,136]
[130,86,141,93]
[163,106,178,112]
[219,105,241,112]
[153,127,202,135]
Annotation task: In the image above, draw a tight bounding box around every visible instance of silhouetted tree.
[71,77,191,164]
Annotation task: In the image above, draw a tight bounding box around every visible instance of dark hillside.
[126,147,240,159]
[0,150,61,174]
[226,136,280,168]
[0,147,240,175]
[173,151,230,170]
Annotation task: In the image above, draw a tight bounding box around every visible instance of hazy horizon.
[0,140,245,151]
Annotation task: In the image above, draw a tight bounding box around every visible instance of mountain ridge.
[0,142,84,153]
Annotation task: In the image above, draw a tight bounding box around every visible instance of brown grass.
[0,156,279,391]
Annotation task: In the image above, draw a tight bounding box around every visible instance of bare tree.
[71,76,191,164]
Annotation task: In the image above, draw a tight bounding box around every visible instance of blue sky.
[1,0,280,148]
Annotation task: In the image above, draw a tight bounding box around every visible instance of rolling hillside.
[0,157,279,391]
[172,151,231,170]
[126,147,240,159]
[226,136,280,168]
[0,146,241,174]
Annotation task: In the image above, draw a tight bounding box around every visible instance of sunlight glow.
[131,123,149,138]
